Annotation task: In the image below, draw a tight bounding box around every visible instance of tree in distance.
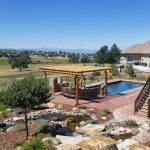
[94,44,121,65]
[68,54,80,63]
[80,55,90,63]
[8,55,32,71]
[94,45,109,66]
[109,44,122,64]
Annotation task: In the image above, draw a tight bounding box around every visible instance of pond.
[39,113,91,131]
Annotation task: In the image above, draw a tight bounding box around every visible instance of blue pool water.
[108,81,144,94]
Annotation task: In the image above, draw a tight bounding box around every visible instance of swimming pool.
[108,81,144,94]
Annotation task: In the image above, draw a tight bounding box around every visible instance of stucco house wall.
[120,41,150,67]
[141,56,150,67]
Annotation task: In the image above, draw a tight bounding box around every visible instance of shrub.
[135,74,147,81]
[40,124,53,134]
[42,137,52,145]
[0,102,9,112]
[21,136,55,150]
[110,64,119,76]
[33,119,47,132]
[50,117,58,121]
[126,65,135,78]
[125,119,138,126]
[66,117,75,123]
[33,119,53,134]
[14,122,26,132]
[99,109,110,117]
[0,111,10,120]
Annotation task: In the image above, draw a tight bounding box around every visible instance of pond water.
[38,113,91,131]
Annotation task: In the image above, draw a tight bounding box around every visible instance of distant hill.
[31,48,96,54]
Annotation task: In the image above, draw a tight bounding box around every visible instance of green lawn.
[31,55,69,64]
[0,55,148,92]
[0,55,70,91]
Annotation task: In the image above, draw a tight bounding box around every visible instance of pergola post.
[75,74,79,106]
[44,71,48,80]
[105,71,108,96]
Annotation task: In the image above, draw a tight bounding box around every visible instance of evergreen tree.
[0,75,51,140]
[109,44,121,63]
[68,54,80,63]
[80,55,90,63]
[110,64,119,76]
[94,45,109,66]
[126,65,135,78]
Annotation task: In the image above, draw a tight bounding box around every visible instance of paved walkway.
[51,87,142,112]
[113,104,150,123]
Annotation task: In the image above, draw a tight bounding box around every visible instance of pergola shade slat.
[39,65,112,106]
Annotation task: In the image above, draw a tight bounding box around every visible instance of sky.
[0,0,150,51]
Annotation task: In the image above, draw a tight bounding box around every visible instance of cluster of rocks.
[0,119,16,132]
[0,103,98,133]
[54,121,150,150]
[27,106,95,120]
[1,103,150,149]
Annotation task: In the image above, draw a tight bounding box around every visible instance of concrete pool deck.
[51,86,143,112]
[51,79,149,120]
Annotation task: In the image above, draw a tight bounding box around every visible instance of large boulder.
[117,139,138,149]
[86,119,96,125]
[42,137,61,145]
[77,124,105,136]
[77,135,118,150]
[57,104,63,109]
[47,102,56,108]
[56,134,118,150]
[79,121,86,127]
[6,108,14,112]
[56,127,73,136]
[101,144,118,150]
[56,135,83,145]
[126,143,150,150]
[0,122,6,128]
[117,139,150,150]
[142,123,150,130]
[56,135,117,150]
[6,126,14,132]
[13,117,23,121]
[53,123,62,132]
[132,130,150,143]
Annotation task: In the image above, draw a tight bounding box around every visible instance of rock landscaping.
[0,103,150,149]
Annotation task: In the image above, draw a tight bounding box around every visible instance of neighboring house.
[120,41,150,67]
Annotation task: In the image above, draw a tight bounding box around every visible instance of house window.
[127,56,132,61]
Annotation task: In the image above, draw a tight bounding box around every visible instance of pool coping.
[86,78,146,94]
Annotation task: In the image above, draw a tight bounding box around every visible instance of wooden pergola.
[39,65,112,106]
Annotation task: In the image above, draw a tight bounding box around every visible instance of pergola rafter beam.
[39,65,112,105]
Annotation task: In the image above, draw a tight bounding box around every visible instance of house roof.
[39,65,111,75]
[122,41,150,54]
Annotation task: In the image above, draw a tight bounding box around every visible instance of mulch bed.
[0,127,36,150]
[96,112,114,124]
[0,104,114,150]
